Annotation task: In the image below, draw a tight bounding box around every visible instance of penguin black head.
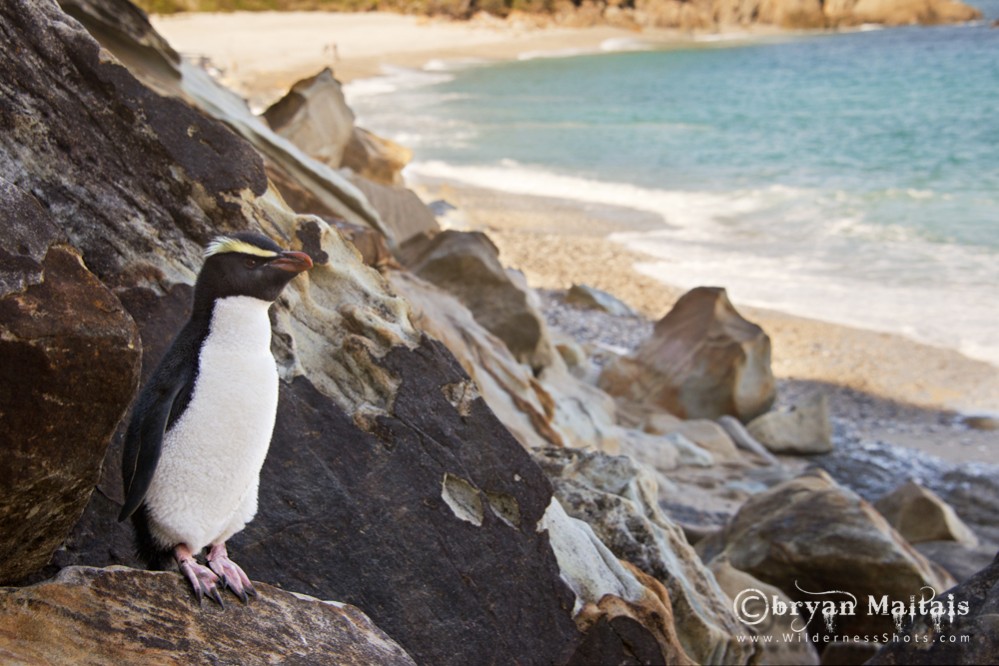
[193,231,313,308]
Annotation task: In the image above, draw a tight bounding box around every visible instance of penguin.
[119,231,313,605]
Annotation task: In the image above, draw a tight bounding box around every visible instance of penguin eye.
[244,257,261,269]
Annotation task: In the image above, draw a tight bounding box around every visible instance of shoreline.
[151,11,799,109]
[409,175,999,415]
[410,175,999,465]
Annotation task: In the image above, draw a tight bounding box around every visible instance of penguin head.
[194,232,314,306]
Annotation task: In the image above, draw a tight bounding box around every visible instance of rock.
[962,413,999,431]
[599,286,776,422]
[2,3,626,663]
[539,499,697,665]
[62,0,387,237]
[566,283,637,317]
[875,480,979,547]
[914,541,999,583]
[0,566,416,665]
[868,553,999,665]
[717,415,781,465]
[809,438,999,546]
[535,447,755,665]
[746,392,832,455]
[401,230,555,370]
[849,0,981,25]
[704,470,955,637]
[347,174,441,246]
[342,127,412,187]
[644,412,745,465]
[390,271,631,453]
[263,68,356,168]
[0,179,141,584]
[709,558,821,665]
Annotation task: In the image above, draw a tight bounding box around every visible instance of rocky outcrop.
[599,286,776,422]
[566,0,981,28]
[540,500,698,665]
[0,566,416,665]
[2,2,722,664]
[699,470,956,637]
[844,0,981,25]
[265,68,412,188]
[264,67,356,169]
[876,480,979,547]
[402,229,556,370]
[746,392,833,455]
[535,447,755,665]
[868,554,999,665]
[390,271,636,453]
[0,180,141,584]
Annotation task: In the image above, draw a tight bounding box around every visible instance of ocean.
[347,11,999,367]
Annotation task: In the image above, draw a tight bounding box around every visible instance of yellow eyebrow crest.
[204,237,280,259]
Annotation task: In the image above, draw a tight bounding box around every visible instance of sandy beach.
[153,11,700,109]
[152,11,998,462]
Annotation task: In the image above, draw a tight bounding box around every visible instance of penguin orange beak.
[270,251,314,273]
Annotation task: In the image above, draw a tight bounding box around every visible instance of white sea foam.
[599,38,658,52]
[343,66,455,105]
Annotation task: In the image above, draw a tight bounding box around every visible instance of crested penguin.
[119,231,313,604]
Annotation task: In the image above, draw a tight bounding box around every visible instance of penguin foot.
[207,542,256,603]
[175,544,224,607]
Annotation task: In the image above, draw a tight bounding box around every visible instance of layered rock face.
[0,566,416,665]
[0,2,713,663]
[0,181,141,583]
[698,470,956,637]
[600,286,776,422]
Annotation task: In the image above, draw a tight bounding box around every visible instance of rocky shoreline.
[1,2,997,665]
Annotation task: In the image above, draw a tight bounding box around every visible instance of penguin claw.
[177,550,224,608]
[207,542,254,604]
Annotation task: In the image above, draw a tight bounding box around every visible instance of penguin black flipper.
[118,333,201,523]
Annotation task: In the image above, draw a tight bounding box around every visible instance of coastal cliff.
[1,1,996,665]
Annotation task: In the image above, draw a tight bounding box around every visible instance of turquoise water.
[348,16,999,366]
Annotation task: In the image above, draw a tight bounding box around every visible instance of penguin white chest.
[146,295,279,552]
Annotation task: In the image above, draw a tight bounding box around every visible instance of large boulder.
[0,179,141,584]
[599,286,776,422]
[263,67,356,168]
[868,554,999,665]
[534,447,755,665]
[0,566,416,665]
[401,229,555,370]
[746,392,832,455]
[700,470,956,638]
[875,480,979,547]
